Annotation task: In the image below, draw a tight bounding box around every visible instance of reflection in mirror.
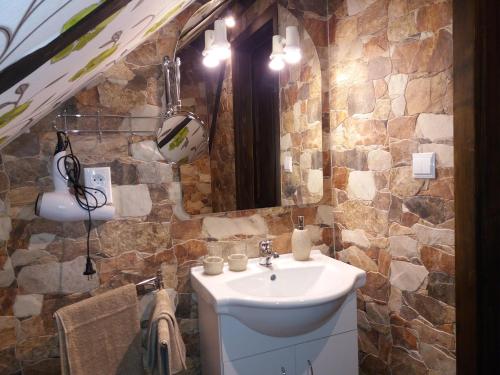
[174,1,323,215]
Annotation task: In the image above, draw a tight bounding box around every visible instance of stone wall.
[329,0,455,374]
[280,7,325,206]
[0,1,331,374]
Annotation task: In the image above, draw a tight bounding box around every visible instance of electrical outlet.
[84,167,113,205]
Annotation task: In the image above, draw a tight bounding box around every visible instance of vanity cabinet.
[198,291,360,375]
[295,331,358,375]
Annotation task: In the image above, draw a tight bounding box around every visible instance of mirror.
[156,57,209,164]
[172,1,323,215]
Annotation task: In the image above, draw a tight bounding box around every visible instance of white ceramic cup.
[203,256,224,275]
[228,253,248,272]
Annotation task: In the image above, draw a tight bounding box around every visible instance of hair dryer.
[35,133,115,222]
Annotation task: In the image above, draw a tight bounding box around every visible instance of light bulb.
[203,53,219,68]
[284,47,301,64]
[269,56,285,71]
[284,26,301,64]
[213,46,231,60]
[225,15,236,28]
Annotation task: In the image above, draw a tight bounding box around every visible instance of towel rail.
[53,271,165,319]
[135,270,165,296]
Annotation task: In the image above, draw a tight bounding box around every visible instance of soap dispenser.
[291,216,312,261]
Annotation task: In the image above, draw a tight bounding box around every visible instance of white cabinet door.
[295,330,358,375]
[224,346,296,375]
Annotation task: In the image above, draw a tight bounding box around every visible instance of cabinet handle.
[307,360,314,375]
[280,366,287,375]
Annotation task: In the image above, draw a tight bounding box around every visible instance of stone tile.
[419,177,454,200]
[420,245,454,275]
[427,272,455,306]
[361,271,390,302]
[348,82,376,115]
[99,80,147,112]
[420,143,453,168]
[367,149,392,171]
[13,294,43,318]
[0,288,17,315]
[405,76,432,115]
[0,257,15,287]
[171,219,203,242]
[0,316,20,351]
[404,196,452,225]
[413,223,454,246]
[22,358,61,375]
[387,116,417,139]
[0,171,9,193]
[338,245,378,272]
[363,33,390,59]
[17,256,99,294]
[332,148,368,170]
[97,221,170,256]
[4,158,48,188]
[390,166,424,197]
[2,133,40,157]
[113,184,152,218]
[69,135,129,164]
[335,200,389,235]
[368,57,392,80]
[391,324,418,350]
[390,260,428,291]
[360,353,389,375]
[389,139,419,166]
[365,301,390,333]
[346,0,377,15]
[428,29,453,73]
[403,291,455,326]
[347,171,377,201]
[7,186,39,206]
[341,229,370,249]
[390,347,427,375]
[15,334,58,365]
[0,347,20,374]
[202,215,268,240]
[374,78,388,98]
[420,342,456,374]
[387,14,418,42]
[388,235,418,258]
[391,39,420,74]
[388,0,408,19]
[410,318,456,350]
[415,113,453,142]
[332,167,349,190]
[130,140,165,162]
[125,41,159,66]
[357,0,389,36]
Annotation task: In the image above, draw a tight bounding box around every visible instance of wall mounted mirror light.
[165,0,323,215]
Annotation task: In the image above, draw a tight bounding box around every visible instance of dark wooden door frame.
[454,0,500,373]
[231,5,279,210]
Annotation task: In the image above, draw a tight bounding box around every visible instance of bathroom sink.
[191,250,366,337]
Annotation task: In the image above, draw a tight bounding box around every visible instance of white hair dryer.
[35,133,115,222]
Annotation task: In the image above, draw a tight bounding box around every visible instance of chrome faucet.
[259,239,279,267]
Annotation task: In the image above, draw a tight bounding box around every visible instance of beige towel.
[147,289,186,375]
[55,284,144,375]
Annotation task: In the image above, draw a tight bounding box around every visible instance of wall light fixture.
[269,25,301,71]
[202,20,232,68]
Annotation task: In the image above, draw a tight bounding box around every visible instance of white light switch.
[284,156,293,173]
[412,152,436,179]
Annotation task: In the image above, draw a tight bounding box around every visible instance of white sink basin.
[191,250,366,337]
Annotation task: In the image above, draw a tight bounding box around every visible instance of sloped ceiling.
[0,0,196,148]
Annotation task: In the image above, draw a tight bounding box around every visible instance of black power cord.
[55,132,108,279]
